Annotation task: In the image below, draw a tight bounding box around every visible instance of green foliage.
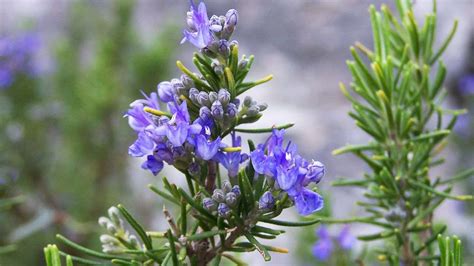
[332,0,472,264]
[437,235,463,266]
[1,0,176,265]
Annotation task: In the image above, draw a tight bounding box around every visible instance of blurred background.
[0,0,472,265]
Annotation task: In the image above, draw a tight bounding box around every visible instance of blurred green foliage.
[0,0,176,264]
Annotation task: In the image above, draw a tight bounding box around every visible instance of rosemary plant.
[332,0,472,265]
[44,1,326,265]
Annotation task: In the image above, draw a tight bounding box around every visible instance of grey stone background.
[2,0,473,265]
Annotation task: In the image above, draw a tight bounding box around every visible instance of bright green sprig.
[333,0,472,264]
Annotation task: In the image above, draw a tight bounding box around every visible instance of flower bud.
[199,106,212,121]
[209,91,218,103]
[181,74,194,89]
[203,197,217,211]
[100,235,119,245]
[222,181,232,193]
[129,235,139,248]
[226,103,237,118]
[209,15,223,32]
[212,189,225,203]
[217,39,230,58]
[217,203,231,218]
[157,81,176,103]
[246,105,259,117]
[229,40,239,50]
[231,185,241,197]
[202,47,217,58]
[243,96,253,107]
[238,59,249,70]
[172,78,187,96]
[213,63,224,76]
[197,91,211,106]
[108,206,121,226]
[306,160,325,184]
[102,244,123,254]
[218,89,230,106]
[232,98,240,107]
[188,162,201,177]
[189,88,199,104]
[258,191,275,210]
[106,222,118,235]
[225,9,238,28]
[225,192,238,207]
[211,100,224,120]
[258,103,268,112]
[98,217,111,228]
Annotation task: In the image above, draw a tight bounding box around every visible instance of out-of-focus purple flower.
[216,132,248,177]
[312,226,333,261]
[0,33,40,89]
[337,225,356,250]
[312,225,355,261]
[457,75,474,96]
[181,1,213,49]
[453,114,471,138]
[250,129,325,216]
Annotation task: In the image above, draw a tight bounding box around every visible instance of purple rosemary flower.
[250,129,325,216]
[195,126,221,160]
[125,89,210,175]
[181,1,213,49]
[126,91,161,132]
[216,132,248,177]
[159,101,201,147]
[141,155,164,176]
[312,225,355,261]
[0,33,40,89]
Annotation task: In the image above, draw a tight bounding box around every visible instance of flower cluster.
[250,129,325,215]
[98,207,142,254]
[182,1,238,52]
[126,90,225,175]
[202,181,241,218]
[0,33,40,88]
[312,225,355,261]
